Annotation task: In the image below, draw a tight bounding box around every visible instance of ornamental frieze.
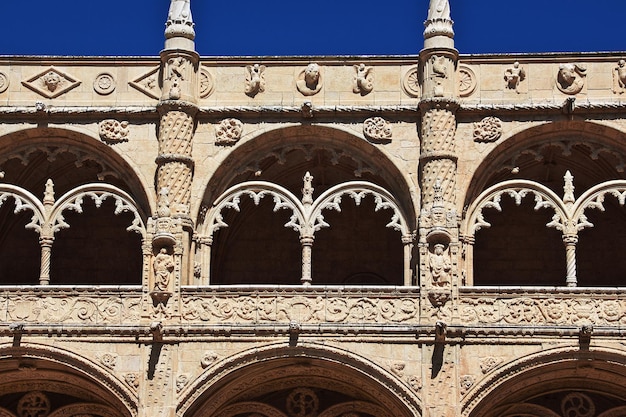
[2,293,141,323]
[460,294,626,326]
[180,291,419,324]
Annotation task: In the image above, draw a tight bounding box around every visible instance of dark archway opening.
[474,197,565,286]
[313,196,403,285]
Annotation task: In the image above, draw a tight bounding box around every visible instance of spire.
[165,0,195,50]
[423,0,454,50]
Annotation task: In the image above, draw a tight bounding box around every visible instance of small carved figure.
[353,64,374,95]
[432,56,448,79]
[427,0,451,20]
[557,63,586,94]
[245,64,266,97]
[504,61,525,93]
[153,248,174,292]
[429,243,451,287]
[297,63,322,96]
[613,59,626,94]
[167,57,187,100]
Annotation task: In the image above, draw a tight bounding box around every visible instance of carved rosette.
[363,117,392,143]
[199,67,215,98]
[402,65,420,98]
[473,117,503,143]
[93,72,116,95]
[99,120,130,144]
[458,65,477,97]
[215,118,244,146]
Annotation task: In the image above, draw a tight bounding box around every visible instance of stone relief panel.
[180,290,420,324]
[0,72,9,94]
[504,62,526,93]
[93,72,116,95]
[215,118,244,146]
[129,66,161,100]
[2,291,141,323]
[613,59,626,94]
[458,65,477,97]
[402,65,420,98]
[99,120,130,144]
[363,117,392,143]
[245,64,266,97]
[556,63,587,94]
[460,291,626,326]
[473,116,503,143]
[296,63,323,96]
[22,67,81,99]
[353,64,374,95]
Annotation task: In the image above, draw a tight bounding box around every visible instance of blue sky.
[0,0,623,56]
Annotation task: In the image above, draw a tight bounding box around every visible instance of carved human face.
[305,64,320,85]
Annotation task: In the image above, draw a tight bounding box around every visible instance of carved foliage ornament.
[363,117,392,143]
[473,116,503,143]
[215,118,243,146]
[99,120,130,144]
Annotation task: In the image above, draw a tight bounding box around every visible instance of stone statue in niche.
[297,63,322,96]
[504,61,525,93]
[427,0,451,20]
[245,64,266,97]
[153,248,174,292]
[556,63,586,94]
[429,243,451,287]
[353,64,374,95]
[613,59,626,94]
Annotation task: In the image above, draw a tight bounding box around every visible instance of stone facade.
[0,1,626,417]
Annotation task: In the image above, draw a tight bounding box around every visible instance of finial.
[423,0,454,49]
[43,179,55,207]
[302,172,314,206]
[563,171,575,205]
[165,0,195,49]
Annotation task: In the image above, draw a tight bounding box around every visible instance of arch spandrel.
[178,343,421,417]
[462,347,626,417]
[195,124,418,226]
[0,127,153,216]
[0,343,137,417]
[461,120,626,211]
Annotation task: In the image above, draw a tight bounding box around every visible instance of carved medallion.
[473,116,503,143]
[556,63,587,95]
[199,66,215,98]
[98,352,118,369]
[363,117,392,143]
[402,65,420,98]
[17,391,50,417]
[22,67,81,99]
[458,65,477,97]
[286,388,319,417]
[93,72,116,95]
[459,375,475,395]
[296,63,323,96]
[215,118,244,146]
[201,351,219,368]
[0,72,9,94]
[176,374,190,393]
[129,66,160,99]
[124,373,140,389]
[99,120,130,144]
